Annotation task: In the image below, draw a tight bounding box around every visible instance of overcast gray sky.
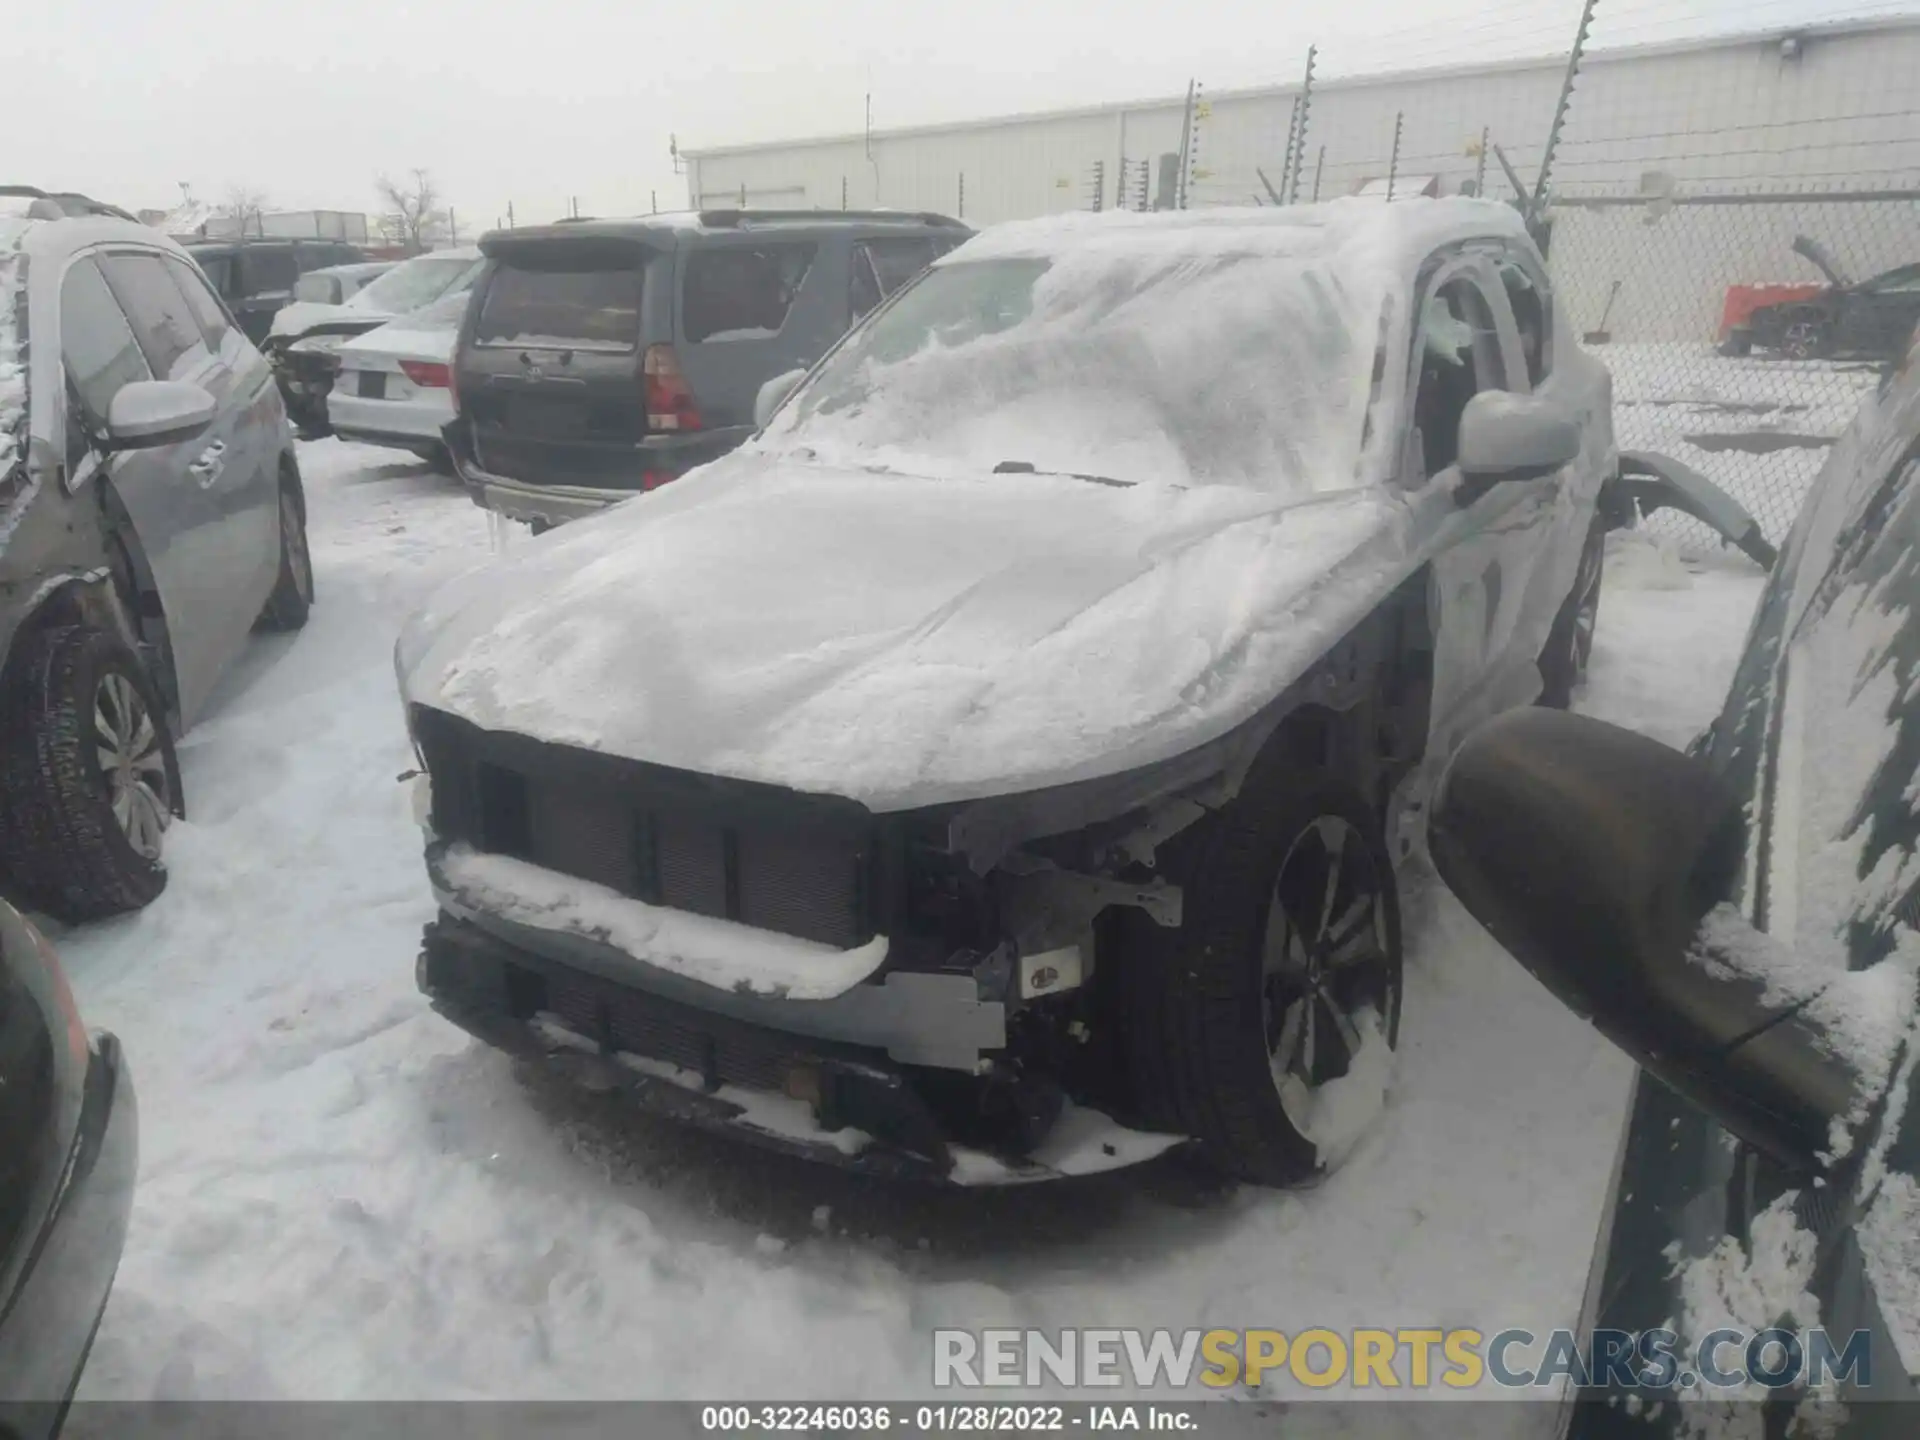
[14,0,1898,233]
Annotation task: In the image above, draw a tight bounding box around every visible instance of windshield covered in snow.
[763,247,1374,493]
[406,289,475,329]
[350,253,481,315]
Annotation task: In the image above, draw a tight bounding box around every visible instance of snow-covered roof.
[950,195,1524,270]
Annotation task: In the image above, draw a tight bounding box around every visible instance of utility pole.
[1474,126,1490,196]
[1386,111,1404,202]
[958,172,966,219]
[507,199,515,229]
[1311,145,1326,202]
[651,190,658,213]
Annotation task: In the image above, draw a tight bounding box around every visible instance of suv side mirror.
[1430,708,1867,1175]
[754,369,808,430]
[1456,390,1581,482]
[104,380,218,451]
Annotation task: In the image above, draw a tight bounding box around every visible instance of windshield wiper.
[992,460,1134,488]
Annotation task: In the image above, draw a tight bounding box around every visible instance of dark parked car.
[0,190,315,921]
[1726,234,1920,362]
[0,897,137,1440]
[180,237,365,346]
[1433,338,1920,1427]
[442,209,971,529]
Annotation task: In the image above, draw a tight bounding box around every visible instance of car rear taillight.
[643,345,702,431]
[401,360,451,389]
[642,470,676,491]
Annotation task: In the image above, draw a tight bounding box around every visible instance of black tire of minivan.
[1539,516,1606,710]
[1119,739,1404,1187]
[257,483,315,632]
[0,625,185,922]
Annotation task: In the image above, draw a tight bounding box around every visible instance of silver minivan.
[0,188,315,920]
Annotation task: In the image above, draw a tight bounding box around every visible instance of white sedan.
[327,290,468,467]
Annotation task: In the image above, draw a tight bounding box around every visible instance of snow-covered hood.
[398,449,1410,812]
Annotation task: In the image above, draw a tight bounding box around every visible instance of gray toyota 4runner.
[0,189,316,921]
[443,209,970,530]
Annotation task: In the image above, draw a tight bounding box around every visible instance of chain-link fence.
[1545,189,1917,553]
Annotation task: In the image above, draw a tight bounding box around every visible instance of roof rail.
[696,208,968,229]
[0,185,140,223]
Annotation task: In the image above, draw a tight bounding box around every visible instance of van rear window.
[475,249,645,352]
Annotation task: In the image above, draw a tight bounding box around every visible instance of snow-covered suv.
[0,188,314,921]
[396,199,1697,1184]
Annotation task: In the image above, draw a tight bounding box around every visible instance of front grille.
[541,964,807,1093]
[416,707,878,949]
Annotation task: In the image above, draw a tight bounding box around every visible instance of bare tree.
[219,184,269,238]
[375,169,448,253]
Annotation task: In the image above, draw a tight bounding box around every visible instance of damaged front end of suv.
[406,669,1398,1183]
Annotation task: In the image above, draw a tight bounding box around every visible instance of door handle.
[189,439,227,487]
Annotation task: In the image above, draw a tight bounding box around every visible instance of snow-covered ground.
[51,440,1762,1412]
[1606,341,1882,554]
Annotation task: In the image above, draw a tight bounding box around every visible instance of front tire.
[1121,743,1404,1187]
[257,483,314,632]
[0,626,185,921]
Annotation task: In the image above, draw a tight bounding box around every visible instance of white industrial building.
[682,15,1920,345]
[683,17,1920,218]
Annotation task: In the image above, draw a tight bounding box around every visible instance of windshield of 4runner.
[763,248,1373,494]
[350,253,481,314]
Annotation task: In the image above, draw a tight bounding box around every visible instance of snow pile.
[1668,1193,1824,1436]
[438,843,890,1001]
[401,458,1408,811]
[1276,1005,1395,1171]
[766,197,1530,495]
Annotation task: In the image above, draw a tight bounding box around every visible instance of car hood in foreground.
[397,449,1413,812]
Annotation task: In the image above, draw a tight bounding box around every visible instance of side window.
[164,256,234,350]
[1498,259,1551,388]
[681,242,818,344]
[863,238,940,298]
[849,247,884,324]
[97,253,211,381]
[60,257,154,435]
[195,254,236,299]
[244,248,299,297]
[1411,276,1505,478]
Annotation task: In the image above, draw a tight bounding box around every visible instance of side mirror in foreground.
[1456,390,1583,483]
[1430,708,1867,1175]
[104,380,218,452]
